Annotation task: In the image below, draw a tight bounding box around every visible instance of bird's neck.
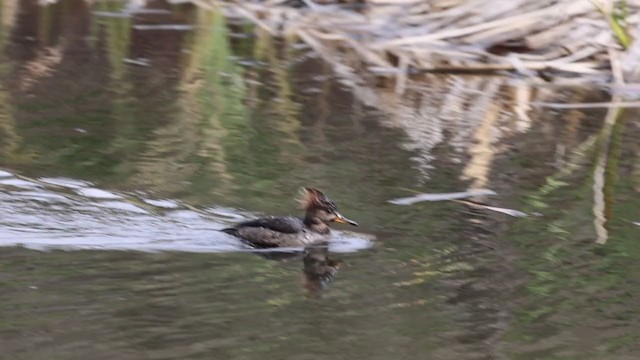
[303,214,330,234]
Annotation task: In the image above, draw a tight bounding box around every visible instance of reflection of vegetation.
[0,1,28,164]
[0,1,17,42]
[37,2,53,46]
[500,108,640,358]
[0,1,114,176]
[635,137,640,192]
[600,108,626,243]
[195,8,249,192]
[256,31,303,166]
[0,83,23,163]
[98,1,131,84]
[236,27,305,195]
[131,7,250,199]
[96,1,141,180]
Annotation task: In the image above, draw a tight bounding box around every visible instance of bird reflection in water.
[300,244,343,297]
[253,243,343,297]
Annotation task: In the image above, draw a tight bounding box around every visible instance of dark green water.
[1,1,640,359]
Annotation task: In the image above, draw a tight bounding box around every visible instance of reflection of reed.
[371,76,511,183]
[0,83,25,163]
[255,29,304,166]
[461,79,501,189]
[386,89,444,181]
[593,107,625,245]
[18,46,63,91]
[0,2,26,163]
[635,138,640,193]
[308,67,596,189]
[99,1,131,85]
[310,56,331,150]
[132,9,223,195]
[98,1,141,182]
[261,44,524,183]
[37,2,53,45]
[191,8,245,195]
[511,79,532,131]
[133,7,251,199]
[554,89,587,169]
[593,52,628,245]
[16,2,64,91]
[1,0,17,38]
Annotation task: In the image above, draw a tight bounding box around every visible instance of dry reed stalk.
[530,101,640,109]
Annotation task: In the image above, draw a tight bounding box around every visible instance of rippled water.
[1,1,640,359]
[0,171,372,253]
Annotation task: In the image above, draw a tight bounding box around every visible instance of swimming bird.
[221,187,358,248]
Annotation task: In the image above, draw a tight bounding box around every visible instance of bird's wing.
[230,216,304,234]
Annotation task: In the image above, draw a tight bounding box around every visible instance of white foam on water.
[329,232,375,253]
[14,191,71,203]
[94,201,150,214]
[75,188,122,199]
[0,181,374,254]
[0,178,42,189]
[39,177,93,189]
[142,198,180,209]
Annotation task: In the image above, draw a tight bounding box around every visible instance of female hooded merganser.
[221,187,358,248]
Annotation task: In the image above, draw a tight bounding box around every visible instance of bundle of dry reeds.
[205,0,639,90]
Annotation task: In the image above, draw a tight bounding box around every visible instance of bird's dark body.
[221,188,357,248]
[221,216,327,248]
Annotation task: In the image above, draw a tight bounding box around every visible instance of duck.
[221,187,358,248]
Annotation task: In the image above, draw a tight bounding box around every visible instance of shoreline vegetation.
[197,0,640,100]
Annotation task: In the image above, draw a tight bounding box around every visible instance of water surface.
[1,1,640,359]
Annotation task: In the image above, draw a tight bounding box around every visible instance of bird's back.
[221,216,324,248]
